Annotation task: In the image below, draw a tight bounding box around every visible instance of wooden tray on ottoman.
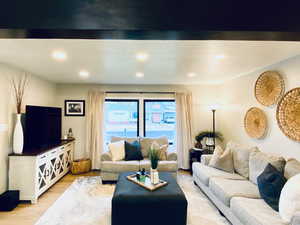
[126,174,168,191]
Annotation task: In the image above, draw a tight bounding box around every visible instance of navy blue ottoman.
[112,172,187,225]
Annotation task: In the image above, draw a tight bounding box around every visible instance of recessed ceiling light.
[136,52,149,62]
[52,50,67,61]
[215,54,225,59]
[187,72,197,78]
[79,70,90,78]
[136,72,144,78]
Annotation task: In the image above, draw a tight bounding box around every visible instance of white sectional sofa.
[100,136,178,181]
[193,154,300,225]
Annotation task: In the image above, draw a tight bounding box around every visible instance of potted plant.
[149,148,160,184]
[11,73,28,154]
[195,130,224,148]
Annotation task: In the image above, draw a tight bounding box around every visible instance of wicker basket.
[71,159,91,175]
[244,107,267,139]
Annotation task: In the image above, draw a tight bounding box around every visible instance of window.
[144,100,176,144]
[104,98,176,146]
[104,99,139,144]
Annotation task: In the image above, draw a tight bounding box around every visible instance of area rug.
[35,174,230,225]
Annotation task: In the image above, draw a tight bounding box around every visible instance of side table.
[189,148,212,174]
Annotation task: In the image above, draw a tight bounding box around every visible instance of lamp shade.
[208,104,221,111]
[206,137,214,146]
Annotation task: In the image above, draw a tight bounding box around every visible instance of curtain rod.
[105,91,175,94]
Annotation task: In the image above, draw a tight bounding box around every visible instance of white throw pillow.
[279,174,300,223]
[108,140,125,161]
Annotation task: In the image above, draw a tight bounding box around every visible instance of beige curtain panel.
[175,92,193,169]
[85,91,106,170]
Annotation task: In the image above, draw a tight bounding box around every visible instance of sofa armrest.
[201,154,213,165]
[101,152,112,161]
[292,212,300,225]
[167,152,177,161]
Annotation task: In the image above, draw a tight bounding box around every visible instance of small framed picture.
[65,100,85,117]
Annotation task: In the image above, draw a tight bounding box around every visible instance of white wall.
[219,55,300,160]
[0,64,57,194]
[56,83,221,159]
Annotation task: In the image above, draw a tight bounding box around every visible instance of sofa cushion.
[111,136,138,143]
[139,159,178,172]
[101,161,140,173]
[257,163,287,211]
[292,212,300,225]
[125,141,143,161]
[101,152,112,161]
[249,149,286,184]
[140,137,168,158]
[209,177,260,207]
[192,162,245,186]
[157,161,178,172]
[231,197,286,225]
[167,152,177,161]
[201,154,213,166]
[230,142,255,178]
[284,159,300,180]
[209,145,234,173]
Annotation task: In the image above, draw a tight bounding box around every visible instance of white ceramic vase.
[150,168,159,184]
[13,114,24,154]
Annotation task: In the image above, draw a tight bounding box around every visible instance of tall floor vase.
[13,114,24,154]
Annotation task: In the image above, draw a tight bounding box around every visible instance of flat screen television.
[24,105,62,152]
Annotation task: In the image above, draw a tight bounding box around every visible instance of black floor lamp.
[212,108,216,148]
[209,104,220,150]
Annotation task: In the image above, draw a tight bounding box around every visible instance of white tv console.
[9,140,74,204]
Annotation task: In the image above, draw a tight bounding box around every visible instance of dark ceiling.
[1,1,300,40]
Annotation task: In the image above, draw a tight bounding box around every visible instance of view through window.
[144,100,176,144]
[104,100,139,144]
[104,99,176,145]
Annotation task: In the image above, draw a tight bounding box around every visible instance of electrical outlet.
[0,124,8,132]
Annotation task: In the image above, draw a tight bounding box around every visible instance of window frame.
[104,99,140,138]
[143,99,176,144]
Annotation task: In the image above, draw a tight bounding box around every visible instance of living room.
[1,1,300,225]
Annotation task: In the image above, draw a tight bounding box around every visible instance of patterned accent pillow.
[229,141,255,178]
[140,137,168,158]
[284,159,300,180]
[150,141,168,160]
[209,145,234,173]
[249,149,286,184]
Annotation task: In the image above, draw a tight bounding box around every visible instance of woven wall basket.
[244,107,267,139]
[276,87,300,142]
[255,71,285,106]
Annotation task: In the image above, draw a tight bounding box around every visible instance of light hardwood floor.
[0,170,189,225]
[0,171,100,225]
